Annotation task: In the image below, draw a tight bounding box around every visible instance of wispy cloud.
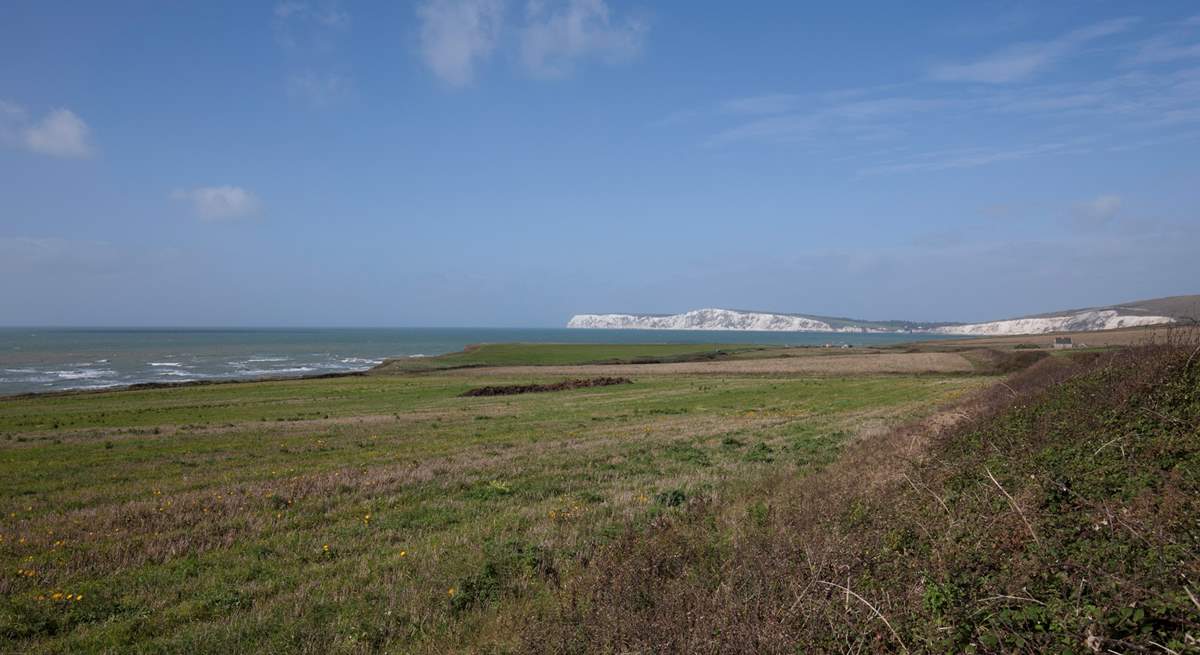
[719,94,804,116]
[705,113,820,146]
[706,94,945,146]
[287,71,354,106]
[273,1,350,52]
[417,0,505,87]
[1069,194,1123,230]
[929,17,1137,83]
[673,15,1200,179]
[857,142,1081,176]
[273,2,352,105]
[0,237,133,277]
[520,0,647,79]
[0,102,94,158]
[171,186,261,221]
[416,0,647,86]
[1125,16,1200,66]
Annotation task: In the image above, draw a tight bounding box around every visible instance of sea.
[0,327,959,396]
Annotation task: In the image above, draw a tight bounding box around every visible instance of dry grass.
[520,345,1200,653]
[0,370,987,653]
[438,352,976,377]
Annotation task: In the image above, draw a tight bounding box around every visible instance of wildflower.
[448,587,456,597]
[399,550,407,558]
[323,544,330,552]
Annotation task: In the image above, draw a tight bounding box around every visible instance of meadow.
[0,344,990,653]
[524,344,1200,654]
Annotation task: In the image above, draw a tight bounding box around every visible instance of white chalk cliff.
[569,309,888,333]
[567,308,1175,336]
[930,310,1173,335]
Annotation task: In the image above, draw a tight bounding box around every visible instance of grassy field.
[0,344,990,653]
[523,345,1200,654]
[370,343,772,373]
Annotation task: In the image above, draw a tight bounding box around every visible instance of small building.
[1053,336,1073,349]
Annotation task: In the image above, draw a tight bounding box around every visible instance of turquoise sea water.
[0,328,959,395]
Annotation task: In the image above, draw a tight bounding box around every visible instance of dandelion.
[448,587,456,597]
[323,544,330,553]
[400,550,407,558]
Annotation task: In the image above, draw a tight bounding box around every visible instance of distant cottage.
[1054,336,1073,349]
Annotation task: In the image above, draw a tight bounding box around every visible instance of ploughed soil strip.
[459,377,633,397]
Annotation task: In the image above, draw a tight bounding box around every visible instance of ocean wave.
[149,362,183,367]
[246,357,289,362]
[339,357,383,365]
[55,369,115,380]
[239,366,319,376]
[60,382,123,391]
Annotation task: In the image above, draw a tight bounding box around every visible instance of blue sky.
[2,1,1199,326]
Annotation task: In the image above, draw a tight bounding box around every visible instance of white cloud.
[930,18,1136,83]
[415,0,646,85]
[520,0,647,78]
[171,186,262,221]
[417,0,505,87]
[24,109,93,158]
[1,104,94,158]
